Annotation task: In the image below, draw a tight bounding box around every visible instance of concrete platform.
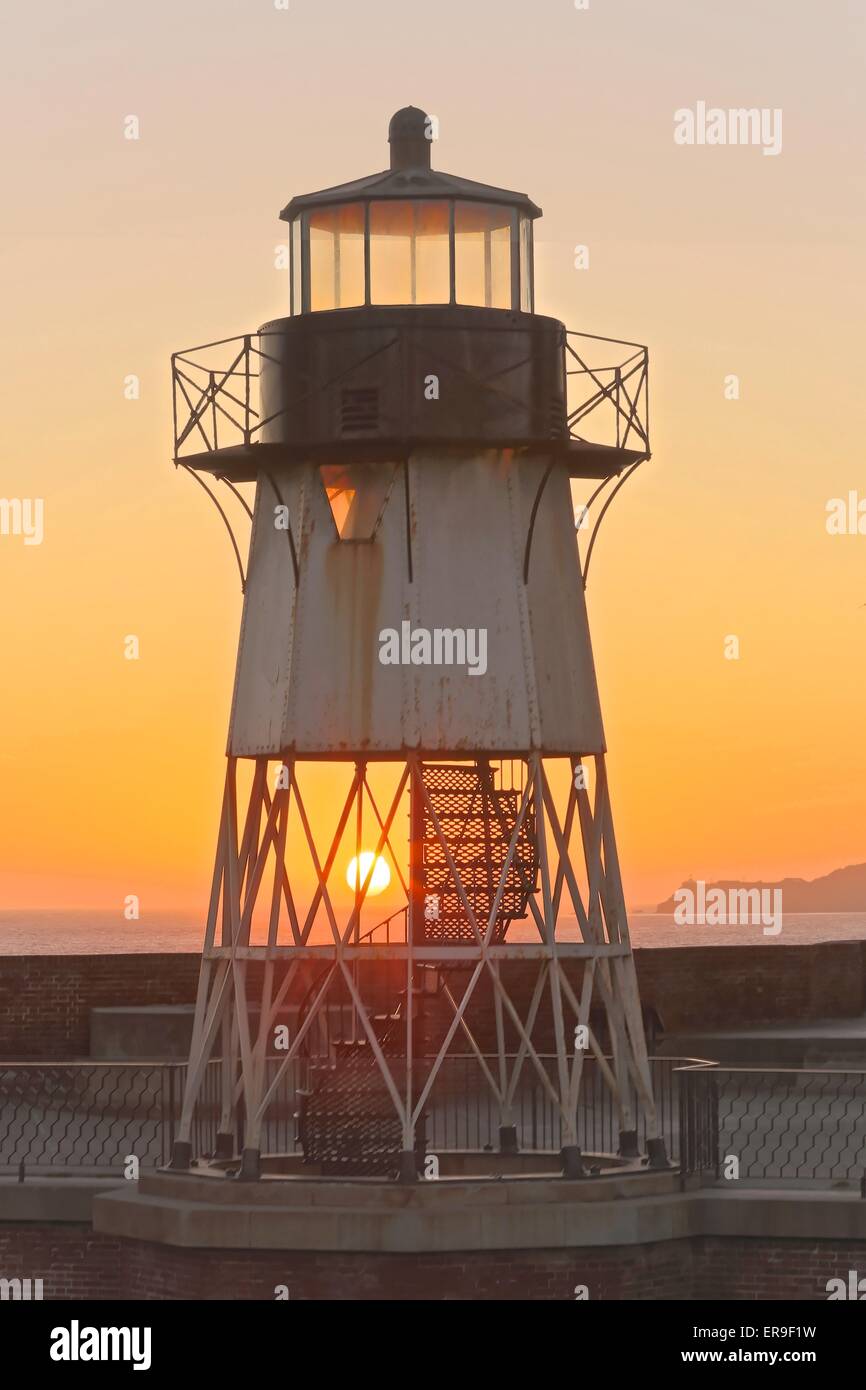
[88,1001,343,1060]
[91,1169,866,1253]
[89,1005,195,1060]
[0,1175,123,1222]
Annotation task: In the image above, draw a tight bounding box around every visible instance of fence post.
[244,336,252,445]
[170,355,179,461]
[165,1066,176,1167]
[678,1069,688,1189]
[237,1090,246,1157]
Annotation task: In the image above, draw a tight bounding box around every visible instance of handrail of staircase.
[356,906,408,946]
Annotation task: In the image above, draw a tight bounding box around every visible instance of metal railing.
[678,1062,720,1182]
[0,1055,687,1174]
[171,328,650,464]
[5,1056,862,1185]
[357,908,408,946]
[422,1054,687,1160]
[678,1064,866,1186]
[565,331,649,455]
[0,1060,296,1177]
[0,1063,185,1175]
[172,334,279,458]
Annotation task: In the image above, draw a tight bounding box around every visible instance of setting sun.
[346,852,391,897]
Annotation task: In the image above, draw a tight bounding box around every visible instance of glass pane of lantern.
[370,202,410,304]
[335,203,365,307]
[370,201,449,305]
[309,210,336,311]
[519,214,533,312]
[320,462,397,540]
[414,201,450,303]
[309,204,365,311]
[455,202,513,309]
[291,217,302,314]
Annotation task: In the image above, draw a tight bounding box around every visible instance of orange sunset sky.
[0,0,864,917]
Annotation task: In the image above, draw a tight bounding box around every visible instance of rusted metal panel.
[513,455,606,753]
[286,459,408,753]
[255,308,566,452]
[228,449,604,757]
[226,470,300,757]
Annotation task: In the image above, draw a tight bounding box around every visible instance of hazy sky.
[1,0,864,914]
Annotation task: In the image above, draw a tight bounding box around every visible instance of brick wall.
[0,1225,126,1302]
[1,1224,864,1300]
[423,942,866,1050]
[1,943,864,1059]
[689,1238,866,1301]
[633,941,866,1033]
[0,955,201,1059]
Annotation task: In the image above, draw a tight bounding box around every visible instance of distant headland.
[656,863,866,914]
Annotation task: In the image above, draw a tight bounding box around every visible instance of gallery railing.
[565,331,649,455]
[172,334,275,458]
[171,329,650,463]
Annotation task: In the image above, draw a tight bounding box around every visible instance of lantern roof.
[280,106,542,222]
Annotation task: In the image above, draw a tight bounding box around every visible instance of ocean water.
[0,910,865,955]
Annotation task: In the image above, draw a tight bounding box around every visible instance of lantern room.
[281,106,539,315]
[171,107,651,482]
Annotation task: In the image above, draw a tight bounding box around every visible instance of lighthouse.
[169,107,664,1181]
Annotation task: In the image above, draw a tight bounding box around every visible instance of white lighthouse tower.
[169,108,665,1181]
